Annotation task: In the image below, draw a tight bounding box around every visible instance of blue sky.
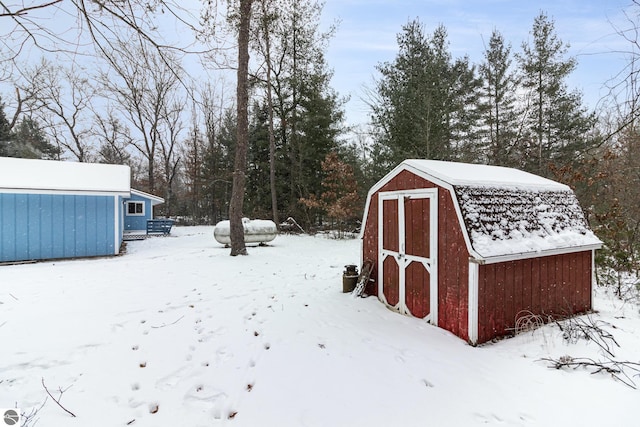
[2,0,634,131]
[320,0,635,127]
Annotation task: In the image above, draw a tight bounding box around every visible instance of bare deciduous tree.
[158,98,185,216]
[1,0,200,66]
[94,110,133,165]
[100,39,183,193]
[19,59,95,161]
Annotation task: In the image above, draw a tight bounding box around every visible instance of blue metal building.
[0,157,164,263]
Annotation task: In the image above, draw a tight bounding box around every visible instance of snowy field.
[1,226,638,427]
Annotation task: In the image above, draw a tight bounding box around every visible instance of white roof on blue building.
[0,157,130,195]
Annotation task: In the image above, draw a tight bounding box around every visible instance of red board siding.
[405,261,430,318]
[362,168,594,345]
[476,251,593,344]
[361,169,471,341]
[383,256,400,306]
[405,197,430,258]
[382,199,398,252]
[438,187,469,341]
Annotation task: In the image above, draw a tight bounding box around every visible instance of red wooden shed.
[360,160,602,345]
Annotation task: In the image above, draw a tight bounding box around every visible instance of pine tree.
[369,21,480,176]
[10,117,60,159]
[0,98,12,156]
[252,0,344,227]
[516,12,596,176]
[478,29,521,166]
[246,102,272,218]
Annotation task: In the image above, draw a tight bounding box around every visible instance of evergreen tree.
[516,12,596,176]
[10,117,60,159]
[252,0,344,227]
[369,21,480,176]
[294,69,344,225]
[478,29,521,166]
[448,55,483,162]
[246,102,272,218]
[0,98,12,156]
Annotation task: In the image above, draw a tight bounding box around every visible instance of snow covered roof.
[403,159,569,190]
[370,160,602,262]
[0,157,130,195]
[131,189,165,205]
[455,185,601,260]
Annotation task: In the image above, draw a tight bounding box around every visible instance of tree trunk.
[262,0,279,226]
[229,0,253,256]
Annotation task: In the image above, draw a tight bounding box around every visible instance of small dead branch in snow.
[541,355,640,389]
[21,398,47,427]
[41,378,76,417]
[555,314,619,357]
[150,315,184,329]
[541,314,640,389]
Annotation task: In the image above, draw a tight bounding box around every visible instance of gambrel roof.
[366,160,602,263]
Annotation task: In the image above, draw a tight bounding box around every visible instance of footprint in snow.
[473,413,504,423]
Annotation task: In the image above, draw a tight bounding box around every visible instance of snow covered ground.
[1,226,638,427]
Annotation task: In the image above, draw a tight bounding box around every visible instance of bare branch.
[541,355,640,389]
[0,0,62,17]
[41,378,76,418]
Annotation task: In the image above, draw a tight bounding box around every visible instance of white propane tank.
[213,218,278,245]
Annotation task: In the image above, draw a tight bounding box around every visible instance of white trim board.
[468,261,479,345]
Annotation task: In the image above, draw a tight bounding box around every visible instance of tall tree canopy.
[249,0,345,227]
[369,20,480,178]
[516,12,596,176]
[478,29,521,167]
